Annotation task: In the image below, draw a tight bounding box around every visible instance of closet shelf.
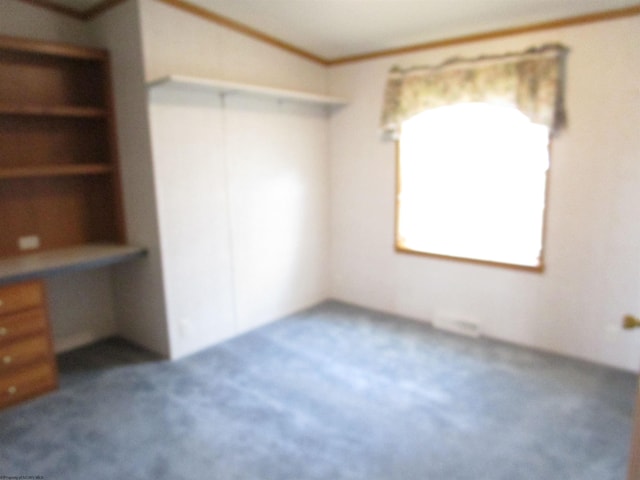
[0,164,113,179]
[147,75,348,107]
[0,104,107,118]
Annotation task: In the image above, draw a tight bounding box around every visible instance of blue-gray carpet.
[0,301,636,479]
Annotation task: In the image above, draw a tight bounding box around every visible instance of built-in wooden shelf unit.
[0,35,146,409]
[0,34,125,259]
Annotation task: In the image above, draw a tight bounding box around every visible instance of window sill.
[395,244,545,273]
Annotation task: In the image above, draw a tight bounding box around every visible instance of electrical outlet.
[18,235,40,251]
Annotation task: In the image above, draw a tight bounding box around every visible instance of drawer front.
[0,309,47,345]
[0,335,51,372]
[0,362,56,408]
[0,281,44,316]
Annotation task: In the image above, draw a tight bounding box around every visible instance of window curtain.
[380,44,568,139]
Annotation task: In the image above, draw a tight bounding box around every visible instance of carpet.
[0,301,636,479]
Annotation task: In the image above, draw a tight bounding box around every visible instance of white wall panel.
[140,0,331,358]
[149,88,236,357]
[140,0,326,93]
[224,97,330,333]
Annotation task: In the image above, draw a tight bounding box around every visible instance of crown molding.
[153,1,640,66]
[329,4,640,65]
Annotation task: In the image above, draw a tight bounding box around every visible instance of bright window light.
[396,103,550,270]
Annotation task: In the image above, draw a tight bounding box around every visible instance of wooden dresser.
[0,280,57,409]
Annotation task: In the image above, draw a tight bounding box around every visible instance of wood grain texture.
[394,245,546,274]
[0,36,125,257]
[0,34,106,60]
[0,361,57,408]
[0,164,113,180]
[0,281,57,410]
[0,309,48,345]
[0,281,44,315]
[0,335,51,372]
[0,117,109,168]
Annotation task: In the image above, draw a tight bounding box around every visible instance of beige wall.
[0,0,92,45]
[139,0,326,92]
[328,16,640,371]
[89,0,171,356]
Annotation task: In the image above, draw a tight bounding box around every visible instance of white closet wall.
[141,0,332,358]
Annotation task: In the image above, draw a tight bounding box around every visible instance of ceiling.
[36,0,640,60]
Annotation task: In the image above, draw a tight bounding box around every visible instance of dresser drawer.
[0,335,51,372]
[0,309,47,345]
[0,362,57,408]
[0,281,44,316]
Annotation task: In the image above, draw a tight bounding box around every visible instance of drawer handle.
[2,355,11,365]
[0,327,6,336]
[7,385,17,395]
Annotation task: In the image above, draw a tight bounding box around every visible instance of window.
[396,102,550,270]
[381,45,568,271]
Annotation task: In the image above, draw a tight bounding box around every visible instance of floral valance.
[380,44,569,139]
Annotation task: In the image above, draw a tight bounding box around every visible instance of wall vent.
[432,314,481,337]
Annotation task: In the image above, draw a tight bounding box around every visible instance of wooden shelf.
[0,104,107,118]
[0,244,147,285]
[0,164,112,180]
[0,34,106,61]
[147,75,348,107]
[0,34,125,258]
